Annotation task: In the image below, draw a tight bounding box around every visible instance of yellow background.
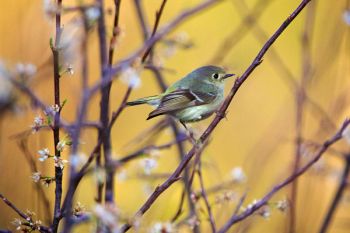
[0,0,349,232]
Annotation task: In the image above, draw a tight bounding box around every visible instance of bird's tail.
[126,95,160,106]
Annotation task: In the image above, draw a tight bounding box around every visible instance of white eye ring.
[212,73,219,79]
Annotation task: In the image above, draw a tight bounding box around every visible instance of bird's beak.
[223,73,235,79]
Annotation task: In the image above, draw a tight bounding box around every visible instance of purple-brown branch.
[119,0,312,231]
[221,0,335,131]
[197,161,216,232]
[0,193,51,233]
[217,119,350,233]
[51,0,63,232]
[114,136,188,165]
[319,155,350,233]
[95,0,115,204]
[141,0,167,62]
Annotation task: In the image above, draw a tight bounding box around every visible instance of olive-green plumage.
[127,65,234,123]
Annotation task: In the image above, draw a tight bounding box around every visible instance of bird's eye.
[212,73,219,80]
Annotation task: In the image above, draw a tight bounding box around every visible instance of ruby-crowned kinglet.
[127,66,234,125]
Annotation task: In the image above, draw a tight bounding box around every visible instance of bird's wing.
[147,89,216,120]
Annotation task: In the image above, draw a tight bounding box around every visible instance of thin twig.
[60,142,101,219]
[51,0,63,231]
[109,86,132,127]
[17,137,52,223]
[197,160,216,233]
[141,0,168,62]
[319,155,350,233]
[217,119,350,233]
[228,0,336,131]
[115,137,188,165]
[95,0,115,204]
[0,193,51,233]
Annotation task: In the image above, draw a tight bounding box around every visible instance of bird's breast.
[175,93,224,123]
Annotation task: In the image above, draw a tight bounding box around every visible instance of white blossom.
[120,67,141,88]
[54,156,68,169]
[116,169,127,182]
[276,199,289,212]
[187,216,200,230]
[67,64,74,75]
[31,172,41,183]
[150,222,175,233]
[246,199,259,210]
[140,158,157,175]
[85,7,100,21]
[58,22,83,64]
[43,0,58,19]
[26,210,36,219]
[33,115,44,127]
[15,63,37,77]
[38,148,50,162]
[259,206,271,219]
[70,153,87,167]
[73,202,85,217]
[231,167,246,183]
[11,218,22,230]
[93,204,119,232]
[56,140,66,152]
[51,104,60,113]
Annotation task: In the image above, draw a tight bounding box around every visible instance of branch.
[223,0,335,130]
[114,137,188,165]
[109,86,132,128]
[197,161,216,232]
[0,193,51,233]
[141,0,168,62]
[51,0,63,231]
[88,0,221,96]
[319,155,350,233]
[119,0,312,231]
[217,119,349,233]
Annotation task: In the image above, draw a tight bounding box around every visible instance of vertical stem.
[319,156,350,233]
[96,0,115,203]
[290,2,315,232]
[62,7,91,233]
[133,0,149,40]
[51,0,63,232]
[197,160,216,233]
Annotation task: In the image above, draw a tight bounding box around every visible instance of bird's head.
[191,65,235,84]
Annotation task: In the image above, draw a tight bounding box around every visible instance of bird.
[126,65,234,128]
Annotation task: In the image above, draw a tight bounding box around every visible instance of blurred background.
[0,0,349,232]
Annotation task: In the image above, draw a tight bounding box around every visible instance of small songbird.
[126,65,234,126]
